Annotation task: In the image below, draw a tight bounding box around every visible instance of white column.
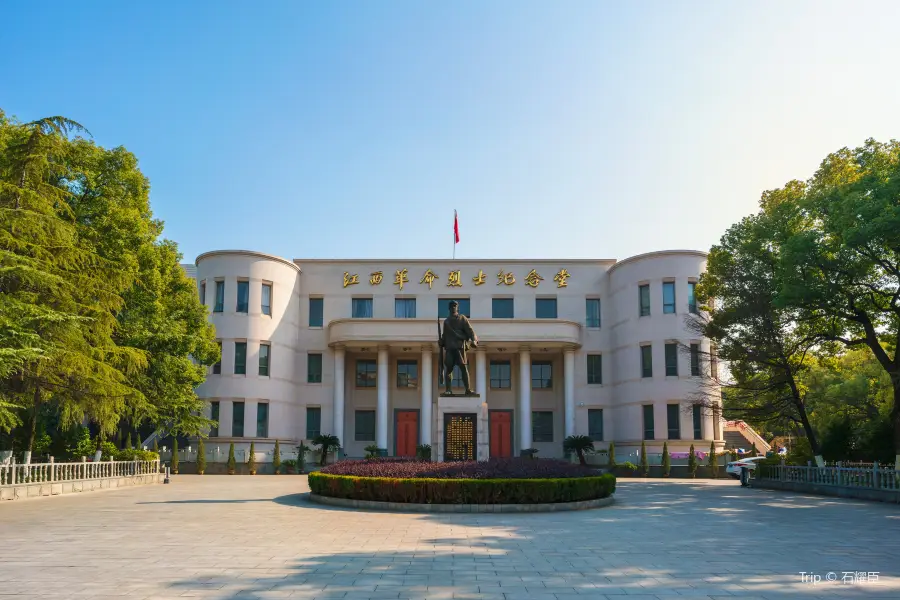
[376,346,389,450]
[475,349,487,399]
[564,348,576,438]
[333,346,345,447]
[420,346,433,446]
[519,347,532,453]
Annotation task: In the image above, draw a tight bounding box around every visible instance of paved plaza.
[0,476,898,600]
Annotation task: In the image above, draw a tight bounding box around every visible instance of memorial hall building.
[187,249,724,461]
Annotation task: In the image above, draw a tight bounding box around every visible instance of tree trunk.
[25,386,41,453]
[893,384,900,470]
[577,450,586,466]
[794,397,824,467]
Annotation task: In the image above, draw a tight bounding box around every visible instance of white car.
[725,456,766,479]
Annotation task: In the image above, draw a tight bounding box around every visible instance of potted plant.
[608,441,616,468]
[364,444,380,459]
[563,435,595,466]
[661,441,671,477]
[688,444,698,478]
[272,440,281,475]
[415,444,432,460]
[171,439,179,474]
[312,434,341,466]
[640,440,649,476]
[296,441,311,473]
[708,441,718,478]
[227,443,236,475]
[197,437,206,475]
[620,461,638,476]
[248,442,257,475]
[282,459,297,474]
[521,448,539,459]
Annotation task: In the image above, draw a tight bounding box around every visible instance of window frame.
[213,341,222,374]
[354,410,376,442]
[588,409,604,441]
[236,279,250,314]
[232,401,245,437]
[210,401,219,437]
[351,297,374,319]
[690,343,700,376]
[234,341,247,375]
[587,354,603,385]
[585,298,601,328]
[355,359,377,388]
[642,404,655,440]
[531,360,553,389]
[490,360,511,389]
[307,353,323,383]
[639,284,650,316]
[664,342,678,376]
[640,345,653,378]
[308,297,324,327]
[492,297,514,319]
[662,281,676,314]
[396,359,418,389]
[693,404,703,440]
[214,280,225,313]
[394,297,417,319]
[532,411,554,443]
[667,403,681,440]
[256,402,269,438]
[438,298,470,318]
[258,343,271,377]
[535,297,558,319]
[688,281,698,314]
[306,406,321,439]
[261,282,273,316]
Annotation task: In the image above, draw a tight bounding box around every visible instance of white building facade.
[189,249,723,461]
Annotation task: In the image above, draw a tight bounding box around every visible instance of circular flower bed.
[308,458,616,504]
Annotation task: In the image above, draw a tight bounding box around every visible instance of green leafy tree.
[690,203,824,466]
[563,435,595,466]
[272,440,281,474]
[661,441,671,477]
[170,438,179,474]
[196,437,206,475]
[608,441,616,467]
[708,441,718,478]
[296,441,311,473]
[125,432,132,450]
[639,440,649,476]
[247,442,256,474]
[226,442,236,474]
[312,434,340,466]
[688,444,698,478]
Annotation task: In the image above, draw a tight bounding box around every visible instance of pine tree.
[662,441,671,477]
[196,437,206,475]
[170,438,179,474]
[125,432,132,450]
[688,444,698,478]
[248,442,257,474]
[608,441,616,467]
[227,442,236,474]
[708,441,718,478]
[640,440,649,476]
[272,440,281,474]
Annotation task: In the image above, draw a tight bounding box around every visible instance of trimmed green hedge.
[308,472,616,504]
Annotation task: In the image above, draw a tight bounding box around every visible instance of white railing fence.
[0,459,161,487]
[759,462,900,492]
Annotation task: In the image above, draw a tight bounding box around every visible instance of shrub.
[708,441,718,478]
[416,444,432,460]
[320,457,598,480]
[273,440,281,473]
[114,449,160,461]
[662,442,671,477]
[248,442,257,474]
[640,440,649,476]
[296,442,311,472]
[563,435,595,466]
[312,434,341,466]
[308,472,616,505]
[619,461,638,472]
[282,459,297,470]
[608,442,616,467]
[197,438,206,475]
[364,444,380,459]
[125,432,132,450]
[99,441,118,460]
[688,444,697,478]
[521,448,539,459]
[171,439,179,474]
[152,438,158,453]
[227,443,236,474]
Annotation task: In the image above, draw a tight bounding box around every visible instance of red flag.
[454,210,460,243]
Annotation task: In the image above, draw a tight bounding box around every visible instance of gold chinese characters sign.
[342,268,571,289]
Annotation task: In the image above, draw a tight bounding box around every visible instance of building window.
[665,343,678,376]
[210,401,219,437]
[667,403,681,439]
[199,281,206,306]
[236,280,249,313]
[641,345,652,378]
[356,359,376,387]
[214,281,224,313]
[710,343,719,379]
[397,359,418,388]
[588,409,603,441]
[587,354,602,384]
[693,404,703,440]
[492,298,514,318]
[690,343,700,376]
[662,281,675,314]
[490,361,511,389]
[639,284,650,316]
[258,343,270,377]
[586,298,601,328]
[438,298,470,317]
[309,297,324,327]
[261,283,272,316]
[395,298,416,318]
[355,410,375,441]
[232,401,245,437]
[642,405,654,440]
[535,298,557,319]
[532,411,553,443]
[213,341,222,374]
[307,353,322,383]
[352,298,373,318]
[234,342,247,375]
[688,281,697,314]
[257,402,269,438]
[306,407,321,439]
[531,361,552,389]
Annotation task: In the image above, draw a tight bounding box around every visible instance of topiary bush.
[273,440,281,474]
[309,471,616,504]
[248,442,257,474]
[227,443,236,474]
[320,457,596,479]
[640,440,649,476]
[688,444,698,478]
[662,442,671,477]
[416,444,432,460]
[608,441,616,467]
[708,441,718,478]
[114,448,160,461]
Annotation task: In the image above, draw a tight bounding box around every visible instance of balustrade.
[0,458,160,487]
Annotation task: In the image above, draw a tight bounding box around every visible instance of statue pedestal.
[435,393,488,462]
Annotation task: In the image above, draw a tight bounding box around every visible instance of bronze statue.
[439,300,478,396]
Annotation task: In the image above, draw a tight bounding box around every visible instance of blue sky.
[3,1,900,263]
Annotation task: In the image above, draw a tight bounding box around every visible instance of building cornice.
[293,258,617,266]
[196,250,301,273]
[606,249,708,275]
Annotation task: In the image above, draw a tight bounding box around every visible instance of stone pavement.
[0,476,898,600]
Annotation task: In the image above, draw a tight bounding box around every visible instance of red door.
[396,411,418,457]
[490,411,512,458]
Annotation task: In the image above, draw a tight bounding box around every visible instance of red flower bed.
[319,457,597,479]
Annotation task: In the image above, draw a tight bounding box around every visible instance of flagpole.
[453,209,456,260]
